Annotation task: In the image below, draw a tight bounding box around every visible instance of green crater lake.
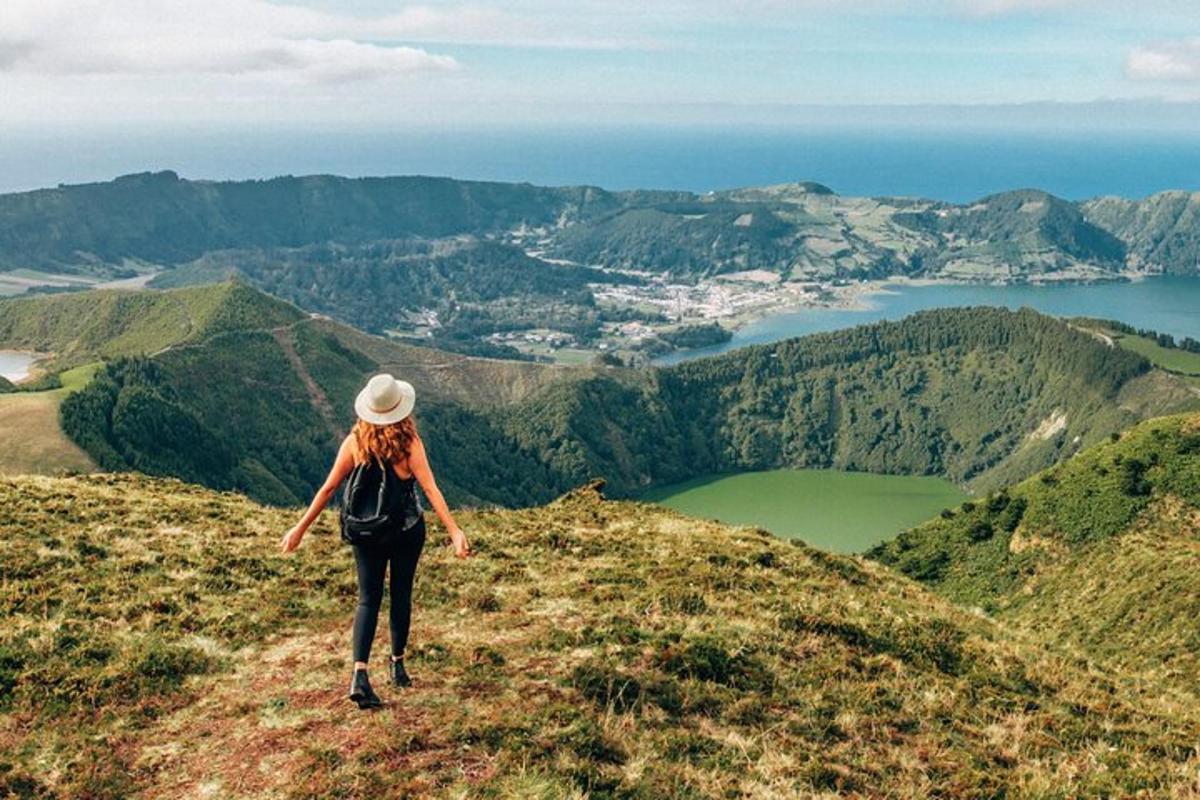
[643,469,969,554]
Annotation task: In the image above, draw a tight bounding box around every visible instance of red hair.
[351,417,417,465]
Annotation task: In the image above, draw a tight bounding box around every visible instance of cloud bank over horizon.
[0,0,1198,129]
[1128,38,1200,83]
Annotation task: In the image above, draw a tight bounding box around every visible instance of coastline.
[706,270,1154,339]
[648,271,1195,366]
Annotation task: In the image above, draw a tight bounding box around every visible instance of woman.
[280,374,471,709]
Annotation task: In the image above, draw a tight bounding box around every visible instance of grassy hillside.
[2,474,1199,798]
[0,282,302,370]
[870,412,1200,690]
[0,364,99,477]
[1072,318,1200,390]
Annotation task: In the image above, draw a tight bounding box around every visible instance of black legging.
[351,518,426,663]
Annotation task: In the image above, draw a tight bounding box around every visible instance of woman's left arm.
[280,435,355,554]
[409,435,471,558]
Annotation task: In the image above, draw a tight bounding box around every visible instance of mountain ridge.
[1,171,1196,282]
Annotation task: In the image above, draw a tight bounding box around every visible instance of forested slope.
[1083,191,1200,275]
[56,309,571,508]
[151,237,645,356]
[499,306,1181,496]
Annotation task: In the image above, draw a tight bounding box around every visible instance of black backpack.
[339,460,403,546]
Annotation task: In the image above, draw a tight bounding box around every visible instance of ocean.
[3,127,1200,202]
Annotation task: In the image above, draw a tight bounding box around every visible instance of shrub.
[900,550,950,582]
[114,640,211,698]
[559,719,626,765]
[661,590,708,616]
[754,551,777,569]
[781,614,966,675]
[1118,458,1152,497]
[967,519,994,542]
[0,645,26,710]
[0,761,48,800]
[572,661,643,713]
[984,491,1010,514]
[657,636,773,692]
[465,588,502,612]
[995,496,1028,533]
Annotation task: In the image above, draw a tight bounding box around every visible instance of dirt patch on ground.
[1027,410,1067,442]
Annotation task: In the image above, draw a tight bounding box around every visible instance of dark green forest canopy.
[58,299,1185,509]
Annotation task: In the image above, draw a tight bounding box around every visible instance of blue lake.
[659,277,1200,364]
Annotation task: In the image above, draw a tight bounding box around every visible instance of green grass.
[54,362,103,394]
[0,282,303,370]
[643,469,968,553]
[2,474,1199,797]
[0,362,102,476]
[1113,333,1200,376]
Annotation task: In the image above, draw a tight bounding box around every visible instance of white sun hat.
[354,374,416,425]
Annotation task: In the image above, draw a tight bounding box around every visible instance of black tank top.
[355,452,423,531]
[389,473,424,531]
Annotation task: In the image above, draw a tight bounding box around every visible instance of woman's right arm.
[280,435,355,554]
[409,435,471,558]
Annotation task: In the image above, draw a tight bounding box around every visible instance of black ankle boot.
[349,668,382,709]
[391,657,412,688]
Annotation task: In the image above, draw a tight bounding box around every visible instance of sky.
[3,0,1200,131]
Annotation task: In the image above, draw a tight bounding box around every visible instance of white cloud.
[951,0,1084,14]
[1127,39,1200,82]
[0,1,460,84]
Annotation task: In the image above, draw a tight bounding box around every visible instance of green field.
[1114,333,1200,373]
[0,363,102,476]
[1112,333,1200,385]
[643,469,968,553]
